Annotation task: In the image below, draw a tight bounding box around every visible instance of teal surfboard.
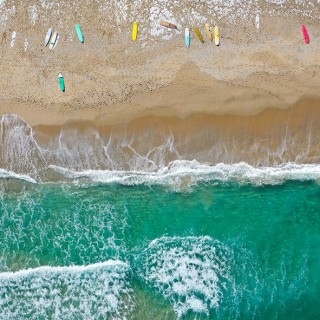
[58,73,65,92]
[75,24,84,43]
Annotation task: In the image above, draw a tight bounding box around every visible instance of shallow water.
[0,176,319,319]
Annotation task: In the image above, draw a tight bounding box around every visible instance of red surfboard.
[302,24,310,44]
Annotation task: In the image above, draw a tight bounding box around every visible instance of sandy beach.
[0,1,320,126]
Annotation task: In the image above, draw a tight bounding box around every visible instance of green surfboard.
[75,24,84,43]
[58,73,65,92]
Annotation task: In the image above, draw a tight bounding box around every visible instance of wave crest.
[49,161,320,187]
[0,260,133,319]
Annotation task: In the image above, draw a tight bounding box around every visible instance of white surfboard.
[205,23,213,42]
[49,31,58,50]
[255,14,260,31]
[185,28,190,48]
[45,28,52,46]
[52,33,59,50]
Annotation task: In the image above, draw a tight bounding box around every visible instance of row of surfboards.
[132,21,220,47]
[44,28,59,50]
[45,24,84,92]
[133,21,312,46]
[51,21,310,92]
[44,24,84,49]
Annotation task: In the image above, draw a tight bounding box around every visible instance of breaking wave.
[49,161,320,187]
[0,168,36,183]
[136,236,232,318]
[0,261,133,319]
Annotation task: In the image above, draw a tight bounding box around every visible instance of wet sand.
[0,100,318,177]
[34,100,320,165]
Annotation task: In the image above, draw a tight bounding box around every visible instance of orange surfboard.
[160,20,177,29]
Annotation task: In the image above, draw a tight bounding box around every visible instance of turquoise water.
[0,173,319,319]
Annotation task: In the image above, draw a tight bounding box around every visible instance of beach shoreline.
[1,99,320,178]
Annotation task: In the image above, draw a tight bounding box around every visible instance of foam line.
[0,260,127,279]
[49,161,320,186]
[0,168,36,183]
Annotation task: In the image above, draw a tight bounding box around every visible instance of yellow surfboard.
[132,22,138,41]
[194,27,204,43]
[205,23,212,42]
[214,26,219,46]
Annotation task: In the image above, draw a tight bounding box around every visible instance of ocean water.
[0,167,319,319]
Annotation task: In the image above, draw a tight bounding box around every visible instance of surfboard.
[160,20,177,29]
[214,26,219,46]
[59,73,65,92]
[185,28,190,48]
[75,24,84,43]
[302,24,310,44]
[205,23,212,42]
[52,33,59,50]
[49,31,58,50]
[255,14,260,31]
[194,27,204,43]
[45,28,52,46]
[132,22,138,41]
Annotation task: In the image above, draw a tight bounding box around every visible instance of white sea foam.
[49,161,320,187]
[138,236,232,318]
[0,260,133,319]
[0,114,47,177]
[28,4,38,25]
[0,168,36,183]
[24,38,28,51]
[10,30,16,47]
[0,260,126,278]
[0,4,15,29]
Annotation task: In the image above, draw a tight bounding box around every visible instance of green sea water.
[0,176,319,319]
